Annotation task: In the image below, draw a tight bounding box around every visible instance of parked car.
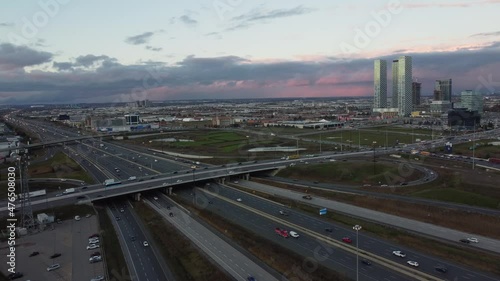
[87,244,100,250]
[49,253,61,259]
[460,239,471,244]
[143,241,149,247]
[29,251,39,257]
[467,237,479,243]
[324,228,333,233]
[289,231,299,238]
[47,263,61,271]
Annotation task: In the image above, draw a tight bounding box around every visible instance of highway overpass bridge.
[0,159,296,212]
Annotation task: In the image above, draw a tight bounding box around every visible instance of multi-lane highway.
[186,183,500,281]
[108,200,174,281]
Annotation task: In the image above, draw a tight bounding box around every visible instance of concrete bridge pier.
[133,193,141,201]
[218,177,226,185]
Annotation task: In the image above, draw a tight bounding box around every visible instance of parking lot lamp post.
[353,224,362,281]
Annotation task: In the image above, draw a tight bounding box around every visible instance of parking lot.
[1,214,105,281]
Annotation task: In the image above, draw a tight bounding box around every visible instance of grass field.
[28,152,94,183]
[277,160,424,185]
[304,129,433,147]
[412,188,500,208]
[127,130,351,163]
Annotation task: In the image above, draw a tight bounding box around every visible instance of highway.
[199,184,500,281]
[145,195,281,281]
[108,200,174,281]
[236,179,500,256]
[177,186,418,281]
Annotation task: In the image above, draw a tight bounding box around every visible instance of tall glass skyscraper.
[373,59,387,108]
[392,59,399,108]
[397,56,412,116]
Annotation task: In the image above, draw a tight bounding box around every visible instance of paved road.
[108,201,173,281]
[176,187,418,281]
[200,184,500,281]
[239,180,500,255]
[145,194,281,281]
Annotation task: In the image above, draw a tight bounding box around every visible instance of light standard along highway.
[353,224,362,281]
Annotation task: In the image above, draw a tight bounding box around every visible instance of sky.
[0,0,499,104]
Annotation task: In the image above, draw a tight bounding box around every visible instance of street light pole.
[372,141,377,175]
[353,224,362,281]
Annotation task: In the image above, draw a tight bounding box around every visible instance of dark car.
[325,228,333,232]
[435,266,448,273]
[169,212,174,217]
[50,253,61,259]
[247,276,256,281]
[81,186,88,189]
[166,206,170,210]
[130,236,136,241]
[460,239,470,244]
[173,171,178,174]
[29,251,39,257]
[361,260,372,266]
[8,272,23,280]
[91,251,101,257]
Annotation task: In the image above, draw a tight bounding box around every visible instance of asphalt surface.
[175,186,418,281]
[108,200,173,281]
[238,179,500,257]
[145,194,280,281]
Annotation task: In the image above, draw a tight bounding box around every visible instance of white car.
[392,250,406,258]
[236,198,242,202]
[89,238,100,244]
[289,231,300,238]
[47,263,61,271]
[176,179,183,183]
[89,255,102,262]
[87,244,100,250]
[91,276,105,281]
[154,196,158,200]
[143,241,149,247]
[407,260,419,267]
[467,237,479,243]
[74,216,81,221]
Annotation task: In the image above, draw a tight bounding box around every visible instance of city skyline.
[0,1,499,104]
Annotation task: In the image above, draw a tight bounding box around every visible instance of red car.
[342,237,352,243]
[275,227,289,238]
